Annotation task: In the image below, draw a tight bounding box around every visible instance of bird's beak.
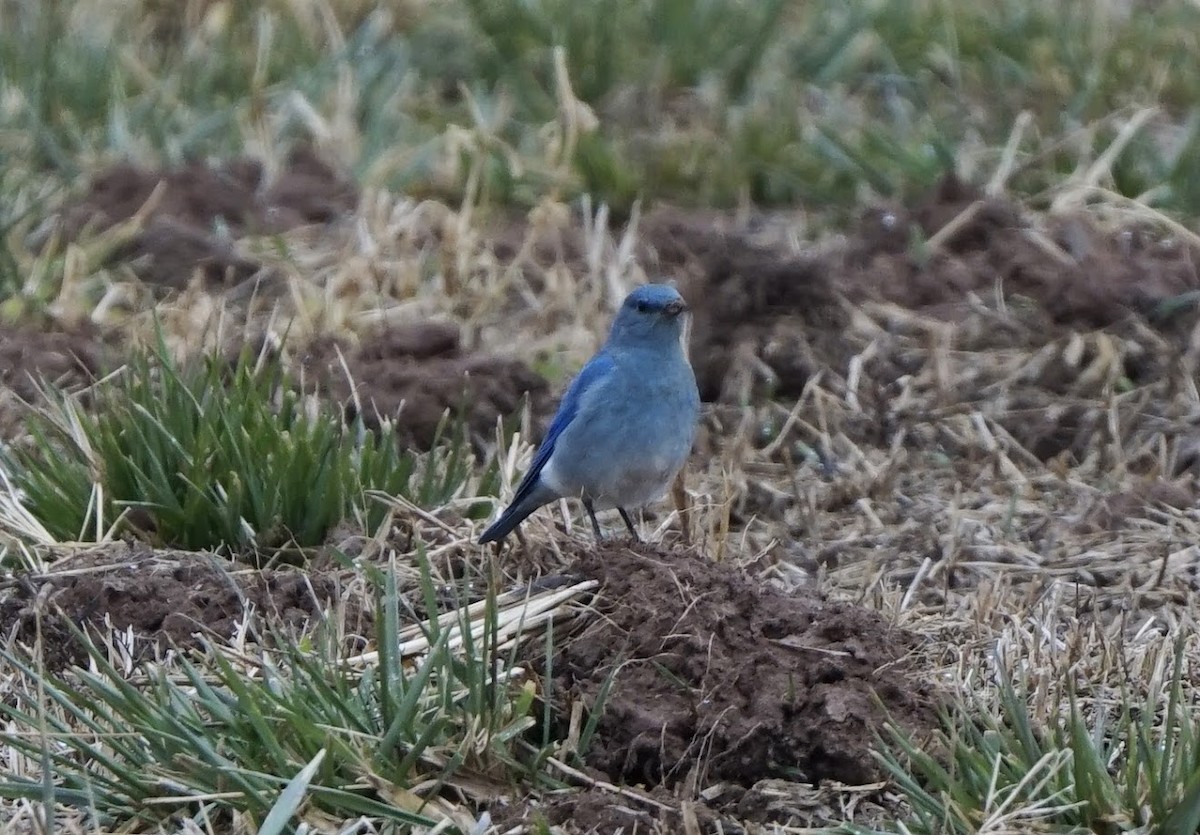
[664,299,687,317]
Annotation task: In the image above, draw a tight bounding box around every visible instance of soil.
[25,150,554,450]
[638,209,854,403]
[491,786,733,835]
[551,544,936,788]
[1078,477,1198,532]
[0,317,548,452]
[627,176,1200,488]
[0,324,112,401]
[299,322,552,451]
[0,544,358,672]
[641,174,1200,402]
[0,323,116,442]
[52,144,358,289]
[486,543,933,831]
[0,540,921,831]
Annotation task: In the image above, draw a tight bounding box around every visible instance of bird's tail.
[478,491,547,544]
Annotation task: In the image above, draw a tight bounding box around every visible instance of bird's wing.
[507,351,616,506]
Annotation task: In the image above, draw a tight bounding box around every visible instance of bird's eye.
[635,301,650,313]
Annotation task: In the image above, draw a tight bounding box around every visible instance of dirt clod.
[846,175,1200,326]
[0,325,110,402]
[639,175,1200,406]
[0,546,348,671]
[0,324,114,442]
[1079,477,1197,532]
[553,545,937,790]
[53,145,358,289]
[303,323,551,450]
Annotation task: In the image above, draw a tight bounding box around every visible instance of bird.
[479,283,701,545]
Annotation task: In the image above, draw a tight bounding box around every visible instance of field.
[3,1,1200,833]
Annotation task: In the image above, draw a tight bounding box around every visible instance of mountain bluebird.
[479,283,701,544]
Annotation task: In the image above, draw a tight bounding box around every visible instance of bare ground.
[0,545,367,671]
[554,544,935,791]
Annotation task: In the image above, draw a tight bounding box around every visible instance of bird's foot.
[617,507,641,543]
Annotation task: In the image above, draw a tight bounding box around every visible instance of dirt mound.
[637,176,1200,403]
[53,145,358,289]
[0,324,111,401]
[301,322,552,450]
[0,545,351,671]
[847,175,1200,325]
[0,323,114,442]
[648,217,852,402]
[1077,477,1198,533]
[550,545,936,791]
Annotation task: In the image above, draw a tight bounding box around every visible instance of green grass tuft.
[857,640,1200,834]
[0,329,473,555]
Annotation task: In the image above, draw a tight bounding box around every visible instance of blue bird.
[479,283,701,544]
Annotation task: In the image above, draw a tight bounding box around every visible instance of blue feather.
[479,352,616,542]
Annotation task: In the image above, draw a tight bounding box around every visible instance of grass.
[861,639,1200,834]
[0,552,600,832]
[3,0,1200,832]
[3,0,1200,216]
[0,328,474,556]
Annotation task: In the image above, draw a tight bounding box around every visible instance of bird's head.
[608,283,690,347]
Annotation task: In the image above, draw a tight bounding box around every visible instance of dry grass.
[4,0,1200,831]
[8,181,1200,831]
